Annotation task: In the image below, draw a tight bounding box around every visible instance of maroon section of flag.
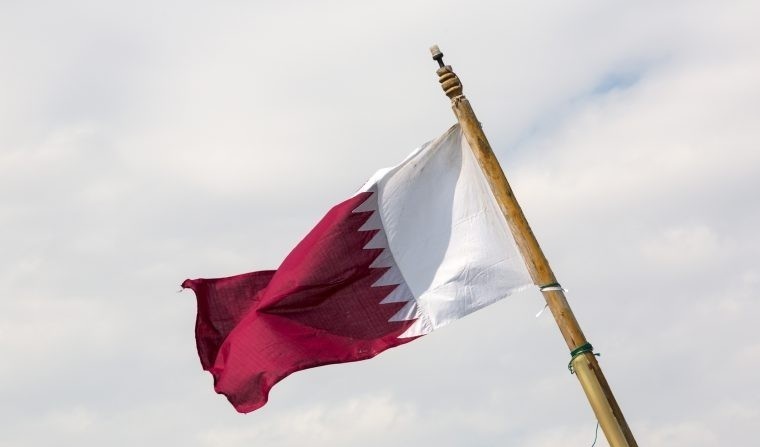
[182,192,417,413]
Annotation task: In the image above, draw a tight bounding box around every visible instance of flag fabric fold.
[182,124,531,412]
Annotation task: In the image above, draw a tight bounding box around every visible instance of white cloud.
[45,406,97,435]
[641,225,721,267]
[199,394,417,447]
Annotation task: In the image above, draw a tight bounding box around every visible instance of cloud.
[199,394,417,447]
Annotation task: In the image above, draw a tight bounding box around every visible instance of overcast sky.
[2,1,759,446]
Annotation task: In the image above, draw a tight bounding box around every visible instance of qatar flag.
[182,124,531,412]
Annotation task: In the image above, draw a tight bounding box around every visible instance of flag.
[182,124,531,412]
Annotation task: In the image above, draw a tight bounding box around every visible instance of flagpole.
[429,45,638,447]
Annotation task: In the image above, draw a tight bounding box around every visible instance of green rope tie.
[568,342,601,374]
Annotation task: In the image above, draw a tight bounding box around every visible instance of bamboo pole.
[429,45,638,447]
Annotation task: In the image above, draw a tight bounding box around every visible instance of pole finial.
[430,45,463,100]
[430,45,445,68]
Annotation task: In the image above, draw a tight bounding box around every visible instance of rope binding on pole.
[568,342,600,374]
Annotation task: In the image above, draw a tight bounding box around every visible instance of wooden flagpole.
[429,45,638,447]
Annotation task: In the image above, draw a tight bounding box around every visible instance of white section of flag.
[358,124,532,338]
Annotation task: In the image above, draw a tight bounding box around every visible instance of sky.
[1,1,759,446]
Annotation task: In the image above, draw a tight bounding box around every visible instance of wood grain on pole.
[431,49,638,447]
